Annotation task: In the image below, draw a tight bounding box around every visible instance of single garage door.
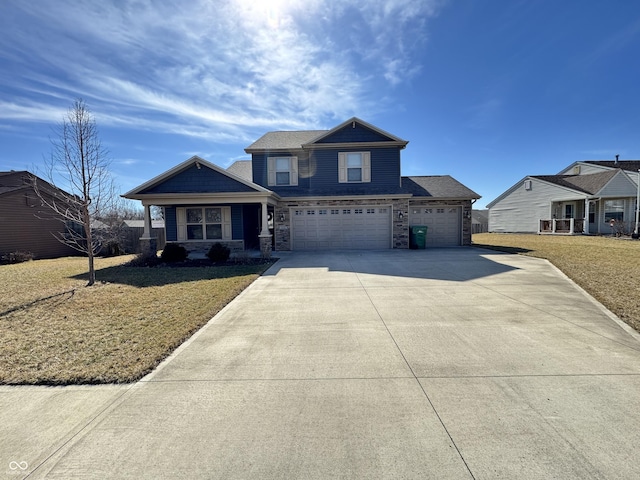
[410,206,461,246]
[292,206,391,250]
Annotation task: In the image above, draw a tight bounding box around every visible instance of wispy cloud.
[0,0,442,140]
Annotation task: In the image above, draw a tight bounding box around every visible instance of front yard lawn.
[473,233,640,332]
[0,255,274,385]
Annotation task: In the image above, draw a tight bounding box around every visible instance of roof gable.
[123,156,270,198]
[305,117,408,148]
[244,118,408,153]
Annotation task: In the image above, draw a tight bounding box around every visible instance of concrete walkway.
[3,248,640,479]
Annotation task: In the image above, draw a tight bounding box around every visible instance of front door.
[564,204,574,218]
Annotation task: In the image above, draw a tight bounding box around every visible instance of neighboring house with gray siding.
[487,159,640,235]
[123,118,480,253]
[0,171,78,259]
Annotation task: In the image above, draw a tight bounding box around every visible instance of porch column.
[259,201,272,257]
[584,199,590,234]
[142,204,153,239]
[139,204,157,256]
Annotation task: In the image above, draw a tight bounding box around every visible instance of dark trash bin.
[410,225,427,249]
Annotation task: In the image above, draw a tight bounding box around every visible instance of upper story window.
[268,156,298,186]
[338,152,370,183]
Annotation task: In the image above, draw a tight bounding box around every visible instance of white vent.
[524,180,532,190]
[573,165,581,174]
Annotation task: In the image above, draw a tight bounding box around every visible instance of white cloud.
[0,0,442,138]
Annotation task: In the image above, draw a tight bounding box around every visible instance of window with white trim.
[338,152,371,183]
[605,199,625,222]
[178,206,231,241]
[267,156,298,186]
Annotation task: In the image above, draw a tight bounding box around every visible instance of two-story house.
[123,118,480,254]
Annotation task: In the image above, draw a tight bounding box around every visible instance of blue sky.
[1,0,639,208]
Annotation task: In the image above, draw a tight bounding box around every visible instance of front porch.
[539,218,585,235]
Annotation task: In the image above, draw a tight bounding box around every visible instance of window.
[318,209,327,215]
[366,208,375,214]
[331,209,339,215]
[338,152,371,183]
[267,156,298,186]
[354,209,363,214]
[185,207,225,240]
[343,209,351,214]
[605,199,625,222]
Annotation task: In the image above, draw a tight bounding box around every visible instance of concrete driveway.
[3,248,640,479]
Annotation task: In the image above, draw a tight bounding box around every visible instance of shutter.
[222,207,232,240]
[362,152,371,183]
[267,158,276,186]
[177,207,186,241]
[290,156,298,186]
[338,152,347,183]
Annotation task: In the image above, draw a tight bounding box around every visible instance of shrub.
[160,243,188,262]
[1,251,35,264]
[207,243,230,263]
[127,252,162,267]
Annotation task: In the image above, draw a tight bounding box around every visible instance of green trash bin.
[410,225,427,249]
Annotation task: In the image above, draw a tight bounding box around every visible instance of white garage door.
[410,206,461,246]
[292,206,391,250]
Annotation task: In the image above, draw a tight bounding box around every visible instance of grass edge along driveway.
[0,255,274,385]
[473,233,640,333]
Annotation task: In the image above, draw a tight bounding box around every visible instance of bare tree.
[32,99,117,286]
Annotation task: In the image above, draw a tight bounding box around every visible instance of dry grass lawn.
[473,233,640,332]
[0,255,274,385]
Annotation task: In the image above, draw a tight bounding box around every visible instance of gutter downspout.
[635,169,640,236]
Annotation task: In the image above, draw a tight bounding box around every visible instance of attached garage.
[410,206,461,246]
[291,206,391,250]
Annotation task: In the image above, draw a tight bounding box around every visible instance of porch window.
[604,200,624,222]
[186,207,223,240]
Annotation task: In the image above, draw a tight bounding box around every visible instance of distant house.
[0,171,78,259]
[472,209,489,234]
[487,159,640,235]
[123,117,480,254]
[120,219,166,253]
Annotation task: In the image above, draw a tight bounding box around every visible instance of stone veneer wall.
[273,198,412,251]
[408,199,473,246]
[170,240,245,256]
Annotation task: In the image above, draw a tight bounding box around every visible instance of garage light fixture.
[398,211,404,220]
[280,213,286,222]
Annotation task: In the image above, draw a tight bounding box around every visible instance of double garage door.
[292,206,391,250]
[290,205,462,250]
[410,206,461,247]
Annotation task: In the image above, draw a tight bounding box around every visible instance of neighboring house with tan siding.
[0,171,78,259]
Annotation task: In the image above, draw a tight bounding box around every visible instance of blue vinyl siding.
[142,164,256,194]
[252,148,401,195]
[165,207,177,241]
[231,205,243,240]
[163,205,245,242]
[316,123,392,143]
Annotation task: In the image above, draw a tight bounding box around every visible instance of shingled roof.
[245,130,327,152]
[532,169,618,194]
[402,176,481,199]
[583,160,640,173]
